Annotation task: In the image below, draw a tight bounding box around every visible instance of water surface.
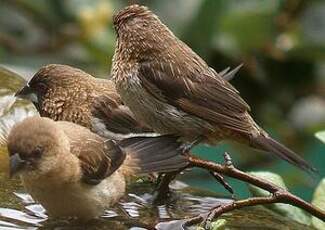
[0,66,313,229]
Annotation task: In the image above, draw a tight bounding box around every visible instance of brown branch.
[183,153,325,228]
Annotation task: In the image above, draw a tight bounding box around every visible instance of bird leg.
[180,137,204,155]
[152,137,203,204]
[152,167,187,205]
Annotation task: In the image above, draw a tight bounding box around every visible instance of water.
[0,66,313,229]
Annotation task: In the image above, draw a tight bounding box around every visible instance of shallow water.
[0,66,313,229]
[0,66,233,229]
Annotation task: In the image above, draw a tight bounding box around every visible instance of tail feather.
[253,134,317,174]
[118,135,188,174]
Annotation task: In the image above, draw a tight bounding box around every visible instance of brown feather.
[91,95,151,134]
[112,5,316,173]
[18,64,152,137]
[57,121,126,185]
[138,62,253,135]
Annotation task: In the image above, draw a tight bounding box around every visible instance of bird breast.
[21,171,126,219]
[115,71,213,141]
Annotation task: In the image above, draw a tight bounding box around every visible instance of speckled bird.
[112,5,315,173]
[15,64,152,140]
[8,116,188,219]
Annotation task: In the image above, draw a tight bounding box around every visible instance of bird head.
[112,5,175,60]
[7,116,70,178]
[15,64,92,114]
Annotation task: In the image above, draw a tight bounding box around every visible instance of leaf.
[315,131,325,144]
[210,219,227,230]
[311,178,325,230]
[248,171,311,225]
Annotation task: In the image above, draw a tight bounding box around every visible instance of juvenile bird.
[112,5,315,173]
[7,116,188,219]
[15,64,152,140]
[13,64,240,198]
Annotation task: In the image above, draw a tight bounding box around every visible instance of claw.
[180,137,203,154]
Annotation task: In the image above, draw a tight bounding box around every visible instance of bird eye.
[36,82,48,93]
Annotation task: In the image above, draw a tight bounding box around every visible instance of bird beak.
[15,85,38,104]
[9,153,25,178]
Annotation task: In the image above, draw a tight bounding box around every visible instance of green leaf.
[311,178,325,230]
[210,219,227,230]
[248,172,311,225]
[315,131,325,144]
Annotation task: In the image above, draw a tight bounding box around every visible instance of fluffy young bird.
[7,116,188,219]
[15,64,151,140]
[13,64,240,199]
[112,5,315,173]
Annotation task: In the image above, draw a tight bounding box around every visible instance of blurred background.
[0,0,324,201]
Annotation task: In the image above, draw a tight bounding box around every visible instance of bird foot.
[152,172,178,205]
[180,137,203,155]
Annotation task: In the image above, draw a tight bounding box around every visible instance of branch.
[184,153,325,228]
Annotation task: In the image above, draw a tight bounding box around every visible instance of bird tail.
[118,135,188,175]
[252,133,317,174]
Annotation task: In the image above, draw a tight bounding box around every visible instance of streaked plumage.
[15,64,151,140]
[112,5,316,173]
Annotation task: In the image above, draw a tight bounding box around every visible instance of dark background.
[0,0,324,200]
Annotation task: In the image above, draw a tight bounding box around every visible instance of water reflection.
[0,66,232,229]
[0,187,232,230]
[0,66,314,230]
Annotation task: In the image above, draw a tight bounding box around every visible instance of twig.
[183,152,325,228]
[209,171,234,195]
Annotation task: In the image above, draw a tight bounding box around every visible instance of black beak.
[9,153,25,178]
[15,85,38,104]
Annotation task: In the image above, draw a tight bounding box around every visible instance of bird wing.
[119,135,189,175]
[59,121,126,185]
[91,94,152,137]
[137,61,253,134]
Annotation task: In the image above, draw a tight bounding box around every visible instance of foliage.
[315,131,325,144]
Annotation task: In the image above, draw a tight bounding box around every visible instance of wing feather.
[59,122,126,185]
[137,62,253,134]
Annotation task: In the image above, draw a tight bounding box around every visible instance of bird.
[15,64,152,140]
[15,64,239,140]
[7,116,188,219]
[13,64,241,199]
[111,4,316,173]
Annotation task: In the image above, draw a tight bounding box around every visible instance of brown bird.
[15,64,152,140]
[7,116,188,219]
[111,5,315,173]
[14,64,237,139]
[13,64,240,198]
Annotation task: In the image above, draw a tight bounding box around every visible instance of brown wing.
[91,95,152,136]
[137,61,253,134]
[58,121,126,185]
